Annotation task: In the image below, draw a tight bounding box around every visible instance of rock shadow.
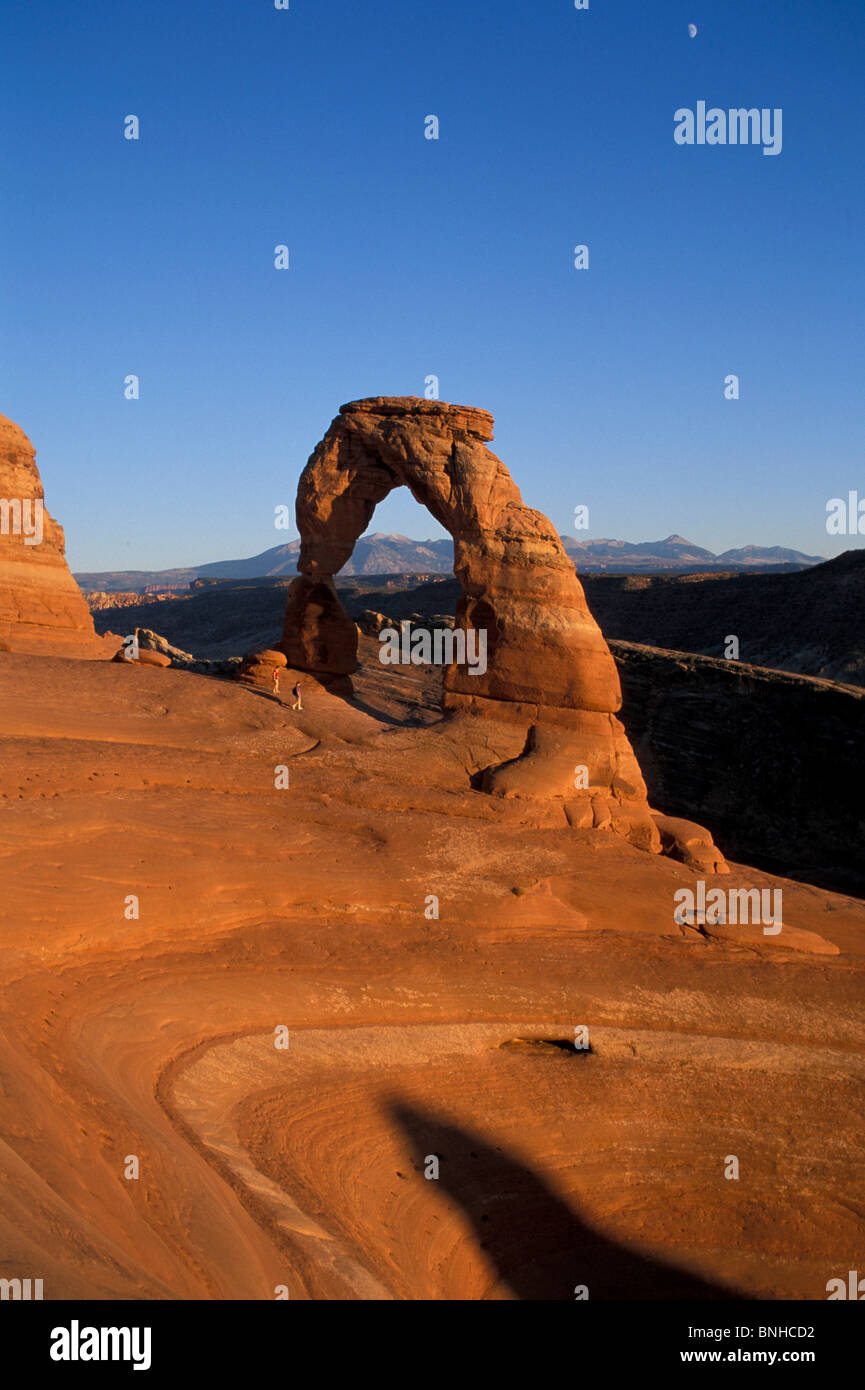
[386,1098,747,1300]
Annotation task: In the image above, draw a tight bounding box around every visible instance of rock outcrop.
[356,610,390,637]
[0,413,107,658]
[84,590,166,612]
[238,647,287,688]
[281,397,724,863]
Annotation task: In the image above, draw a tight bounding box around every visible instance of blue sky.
[1,0,863,571]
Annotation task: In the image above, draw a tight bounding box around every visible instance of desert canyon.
[1,401,864,1301]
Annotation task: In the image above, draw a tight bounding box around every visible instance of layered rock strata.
[0,413,107,657]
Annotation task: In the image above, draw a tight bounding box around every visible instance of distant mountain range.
[75,532,826,592]
[563,535,825,570]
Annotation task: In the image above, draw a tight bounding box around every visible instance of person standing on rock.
[272,667,281,698]
[291,681,302,711]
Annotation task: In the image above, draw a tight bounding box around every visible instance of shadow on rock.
[386,1098,747,1300]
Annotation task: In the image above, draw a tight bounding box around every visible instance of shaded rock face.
[613,640,865,895]
[282,397,723,863]
[583,553,865,689]
[0,413,106,657]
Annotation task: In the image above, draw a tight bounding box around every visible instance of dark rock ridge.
[613,641,865,896]
[581,552,865,687]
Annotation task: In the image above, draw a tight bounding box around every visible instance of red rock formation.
[110,647,172,669]
[0,413,107,658]
[237,647,287,688]
[282,397,725,863]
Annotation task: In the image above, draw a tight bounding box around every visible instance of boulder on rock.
[136,629,195,663]
[112,646,172,669]
[356,610,391,637]
[237,648,288,687]
[137,650,172,669]
[652,814,729,875]
[243,648,287,667]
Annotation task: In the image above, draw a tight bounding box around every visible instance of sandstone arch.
[281,397,725,865]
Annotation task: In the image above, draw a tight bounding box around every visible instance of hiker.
[272,667,281,696]
[291,680,302,711]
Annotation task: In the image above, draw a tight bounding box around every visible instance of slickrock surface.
[0,645,863,1300]
[83,573,865,890]
[0,413,108,657]
[281,398,721,860]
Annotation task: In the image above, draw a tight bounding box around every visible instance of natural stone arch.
[280,397,726,868]
[281,398,619,706]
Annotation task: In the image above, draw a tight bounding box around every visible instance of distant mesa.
[0,412,108,658]
[280,395,726,868]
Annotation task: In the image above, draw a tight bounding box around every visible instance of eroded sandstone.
[0,412,108,658]
[279,397,723,864]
